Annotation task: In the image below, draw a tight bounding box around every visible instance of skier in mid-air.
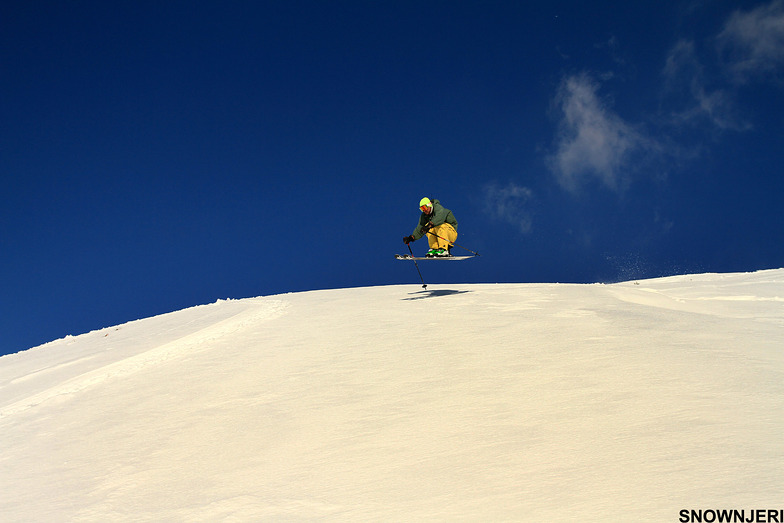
[403,197,458,257]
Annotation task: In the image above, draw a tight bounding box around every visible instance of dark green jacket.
[411,199,458,240]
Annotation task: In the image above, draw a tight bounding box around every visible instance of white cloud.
[663,40,750,131]
[659,2,784,130]
[543,5,781,198]
[546,73,656,193]
[483,182,534,233]
[718,0,784,81]
[663,39,700,88]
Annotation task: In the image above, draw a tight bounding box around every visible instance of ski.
[395,254,476,261]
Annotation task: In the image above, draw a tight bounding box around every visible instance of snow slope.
[1,270,783,521]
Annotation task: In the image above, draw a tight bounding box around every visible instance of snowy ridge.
[0,298,289,418]
[610,269,784,325]
[0,270,782,521]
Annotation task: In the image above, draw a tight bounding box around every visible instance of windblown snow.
[1,270,783,521]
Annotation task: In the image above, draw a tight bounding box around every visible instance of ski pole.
[408,243,427,289]
[425,229,481,256]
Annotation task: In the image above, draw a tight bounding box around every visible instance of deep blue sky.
[3,0,783,355]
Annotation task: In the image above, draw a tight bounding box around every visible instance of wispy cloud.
[540,2,781,202]
[660,1,784,130]
[483,182,534,233]
[718,0,784,82]
[546,73,657,193]
[663,40,750,131]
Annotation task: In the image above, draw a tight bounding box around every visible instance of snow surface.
[1,270,783,521]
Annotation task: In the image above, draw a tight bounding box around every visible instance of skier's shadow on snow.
[403,289,471,300]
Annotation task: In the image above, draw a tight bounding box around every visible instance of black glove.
[403,235,415,244]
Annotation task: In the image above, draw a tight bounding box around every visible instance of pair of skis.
[395,238,479,289]
[394,254,474,261]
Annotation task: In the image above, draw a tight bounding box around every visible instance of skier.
[403,197,458,257]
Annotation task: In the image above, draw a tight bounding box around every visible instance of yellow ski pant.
[426,223,457,251]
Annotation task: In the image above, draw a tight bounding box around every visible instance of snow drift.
[1,270,783,521]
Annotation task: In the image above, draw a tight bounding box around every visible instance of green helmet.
[419,197,432,211]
